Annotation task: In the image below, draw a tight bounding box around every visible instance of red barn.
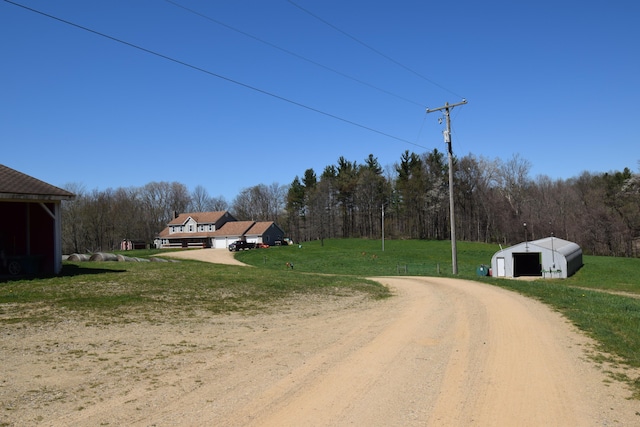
[0,165,75,276]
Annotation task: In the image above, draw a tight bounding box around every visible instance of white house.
[156,211,286,249]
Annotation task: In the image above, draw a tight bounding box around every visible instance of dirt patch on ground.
[1,249,639,426]
[157,248,250,266]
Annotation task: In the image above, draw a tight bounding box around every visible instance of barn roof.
[0,164,75,201]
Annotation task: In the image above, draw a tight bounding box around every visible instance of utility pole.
[426,99,467,274]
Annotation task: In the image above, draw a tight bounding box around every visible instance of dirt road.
[1,249,638,426]
[221,276,638,427]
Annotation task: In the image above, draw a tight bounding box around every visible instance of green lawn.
[236,238,496,277]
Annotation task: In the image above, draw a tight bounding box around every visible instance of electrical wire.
[3,0,428,150]
[286,0,465,101]
[164,0,427,108]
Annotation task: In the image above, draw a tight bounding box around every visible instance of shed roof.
[520,237,581,257]
[0,164,75,201]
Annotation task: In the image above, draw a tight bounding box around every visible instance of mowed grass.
[0,257,390,324]
[236,238,495,276]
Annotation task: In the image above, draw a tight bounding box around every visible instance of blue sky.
[2,0,639,202]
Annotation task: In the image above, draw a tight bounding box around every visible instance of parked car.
[228,240,256,251]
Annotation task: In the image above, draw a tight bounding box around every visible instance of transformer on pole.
[426,99,467,274]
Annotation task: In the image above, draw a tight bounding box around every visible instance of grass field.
[1,238,639,396]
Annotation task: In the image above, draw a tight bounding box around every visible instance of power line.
[3,0,429,150]
[163,0,426,108]
[286,0,465,101]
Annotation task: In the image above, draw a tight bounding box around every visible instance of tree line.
[285,151,640,257]
[61,151,640,257]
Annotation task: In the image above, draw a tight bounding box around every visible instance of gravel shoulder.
[1,249,638,426]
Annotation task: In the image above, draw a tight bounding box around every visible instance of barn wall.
[0,201,56,275]
[1,202,28,256]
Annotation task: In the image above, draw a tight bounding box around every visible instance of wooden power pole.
[426,99,467,274]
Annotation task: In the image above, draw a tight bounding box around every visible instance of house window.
[189,225,194,232]
[209,225,213,231]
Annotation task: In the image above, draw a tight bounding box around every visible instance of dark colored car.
[228,240,256,251]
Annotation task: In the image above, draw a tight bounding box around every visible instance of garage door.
[513,252,541,277]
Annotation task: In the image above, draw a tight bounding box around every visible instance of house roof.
[168,211,229,226]
[157,229,218,239]
[0,164,75,201]
[211,221,256,237]
[245,221,280,236]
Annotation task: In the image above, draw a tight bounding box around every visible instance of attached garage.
[491,236,583,279]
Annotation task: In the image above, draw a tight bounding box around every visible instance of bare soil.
[1,249,639,426]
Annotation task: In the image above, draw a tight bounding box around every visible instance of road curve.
[151,250,639,425]
[225,276,637,426]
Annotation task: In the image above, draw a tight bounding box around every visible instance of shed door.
[496,257,506,277]
[513,252,542,277]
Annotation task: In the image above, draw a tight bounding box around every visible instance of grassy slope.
[236,239,495,276]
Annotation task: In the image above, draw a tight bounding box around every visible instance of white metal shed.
[490,236,583,279]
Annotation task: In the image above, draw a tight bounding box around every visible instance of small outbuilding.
[490,236,583,279]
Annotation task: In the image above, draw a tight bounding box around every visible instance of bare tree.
[140,181,190,242]
[496,153,532,220]
[190,185,211,212]
[208,196,229,211]
[112,186,144,244]
[232,183,287,222]
[61,182,87,253]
